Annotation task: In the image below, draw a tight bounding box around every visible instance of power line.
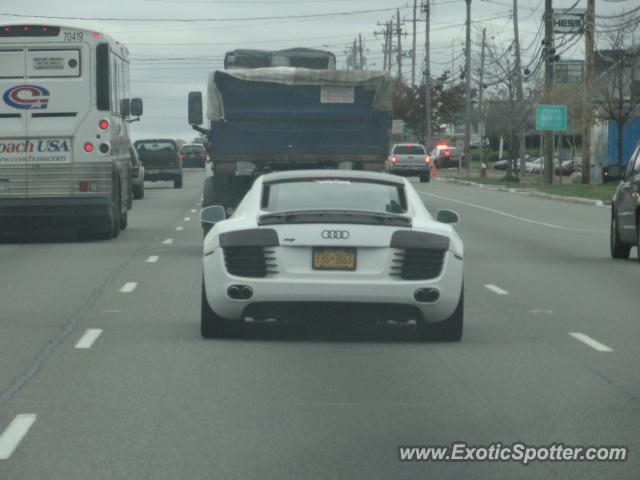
[0,6,410,22]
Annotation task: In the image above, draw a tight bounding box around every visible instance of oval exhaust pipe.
[414,288,440,303]
[227,286,241,299]
[240,286,253,300]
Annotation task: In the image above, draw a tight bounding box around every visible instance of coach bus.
[0,24,143,239]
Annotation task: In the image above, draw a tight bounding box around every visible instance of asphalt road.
[1,170,638,479]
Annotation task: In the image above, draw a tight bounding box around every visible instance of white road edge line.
[162,238,174,245]
[0,414,37,460]
[419,191,606,233]
[119,282,138,293]
[145,256,159,263]
[184,217,191,221]
[569,332,613,352]
[74,329,103,349]
[484,284,509,295]
[176,226,184,231]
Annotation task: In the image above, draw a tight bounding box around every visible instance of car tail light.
[425,156,430,164]
[92,33,99,39]
[83,143,94,152]
[179,153,186,158]
[444,151,450,156]
[390,156,398,164]
[99,120,109,130]
[199,153,207,158]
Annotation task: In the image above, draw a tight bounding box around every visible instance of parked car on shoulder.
[386,143,431,182]
[493,159,509,170]
[610,141,640,260]
[129,146,145,199]
[430,145,462,169]
[134,139,183,189]
[180,143,208,168]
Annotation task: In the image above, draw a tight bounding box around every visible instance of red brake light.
[179,153,186,158]
[199,153,207,158]
[391,156,398,164]
[93,33,99,39]
[83,143,94,152]
[23,26,28,31]
[444,150,450,156]
[425,156,430,164]
[79,181,88,192]
[436,143,448,150]
[99,120,109,130]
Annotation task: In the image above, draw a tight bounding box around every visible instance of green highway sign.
[535,105,567,131]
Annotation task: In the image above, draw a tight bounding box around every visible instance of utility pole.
[513,0,526,178]
[387,21,393,73]
[582,0,595,184]
[464,0,472,176]
[396,9,403,81]
[543,0,554,184]
[451,39,455,75]
[479,28,486,112]
[358,33,364,70]
[412,0,418,86]
[423,0,432,149]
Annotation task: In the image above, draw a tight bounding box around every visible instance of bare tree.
[594,21,640,167]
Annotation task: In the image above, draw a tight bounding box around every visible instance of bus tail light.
[83,143,94,152]
[99,120,109,130]
[79,181,99,192]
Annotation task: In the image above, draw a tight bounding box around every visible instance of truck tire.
[202,177,216,235]
[112,182,122,238]
[419,172,430,183]
[174,176,183,189]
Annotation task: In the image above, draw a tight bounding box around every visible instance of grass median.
[451,175,617,202]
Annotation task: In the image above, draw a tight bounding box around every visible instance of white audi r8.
[200,170,464,341]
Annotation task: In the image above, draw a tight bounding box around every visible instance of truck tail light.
[390,156,398,164]
[425,156,430,164]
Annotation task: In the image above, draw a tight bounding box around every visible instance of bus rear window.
[27,49,80,78]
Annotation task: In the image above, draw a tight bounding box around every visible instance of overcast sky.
[0,0,635,141]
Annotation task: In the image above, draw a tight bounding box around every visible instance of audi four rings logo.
[321,230,350,239]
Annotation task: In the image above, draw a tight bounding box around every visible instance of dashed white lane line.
[74,329,103,349]
[162,238,174,245]
[119,282,138,293]
[102,309,122,314]
[145,256,159,263]
[184,217,191,221]
[0,414,37,460]
[419,191,606,233]
[176,226,184,231]
[190,209,197,213]
[569,332,613,352]
[484,284,509,295]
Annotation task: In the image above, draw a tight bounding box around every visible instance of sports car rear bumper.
[203,249,463,323]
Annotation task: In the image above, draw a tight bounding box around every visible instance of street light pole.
[464,0,472,176]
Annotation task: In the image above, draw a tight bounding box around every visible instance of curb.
[435,177,610,207]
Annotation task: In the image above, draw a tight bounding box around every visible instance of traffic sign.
[392,119,405,135]
[536,105,567,131]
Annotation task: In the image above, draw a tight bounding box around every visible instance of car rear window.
[135,141,176,152]
[393,145,425,155]
[180,145,205,153]
[262,178,407,214]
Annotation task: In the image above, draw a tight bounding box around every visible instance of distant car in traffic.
[610,141,640,260]
[430,145,462,169]
[200,170,464,341]
[134,139,183,189]
[129,146,145,199]
[493,159,508,170]
[179,143,208,168]
[386,143,431,182]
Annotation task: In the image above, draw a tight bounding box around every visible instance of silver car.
[386,143,431,183]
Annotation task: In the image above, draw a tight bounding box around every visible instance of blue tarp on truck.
[591,112,640,183]
[206,67,392,164]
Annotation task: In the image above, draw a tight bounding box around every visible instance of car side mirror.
[188,91,203,125]
[436,209,459,225]
[200,205,226,225]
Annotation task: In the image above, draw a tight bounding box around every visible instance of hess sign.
[553,9,585,34]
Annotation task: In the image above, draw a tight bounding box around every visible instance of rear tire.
[610,212,630,259]
[419,172,430,183]
[174,176,183,189]
[119,210,128,231]
[133,183,144,199]
[201,281,243,339]
[417,287,463,342]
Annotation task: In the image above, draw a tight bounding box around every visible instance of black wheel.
[174,176,183,189]
[133,183,144,199]
[637,222,640,261]
[417,287,463,342]
[119,210,128,231]
[201,281,243,339]
[419,172,430,183]
[112,183,121,238]
[610,212,631,259]
[202,176,215,208]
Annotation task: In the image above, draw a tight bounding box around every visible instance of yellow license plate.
[312,248,356,271]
